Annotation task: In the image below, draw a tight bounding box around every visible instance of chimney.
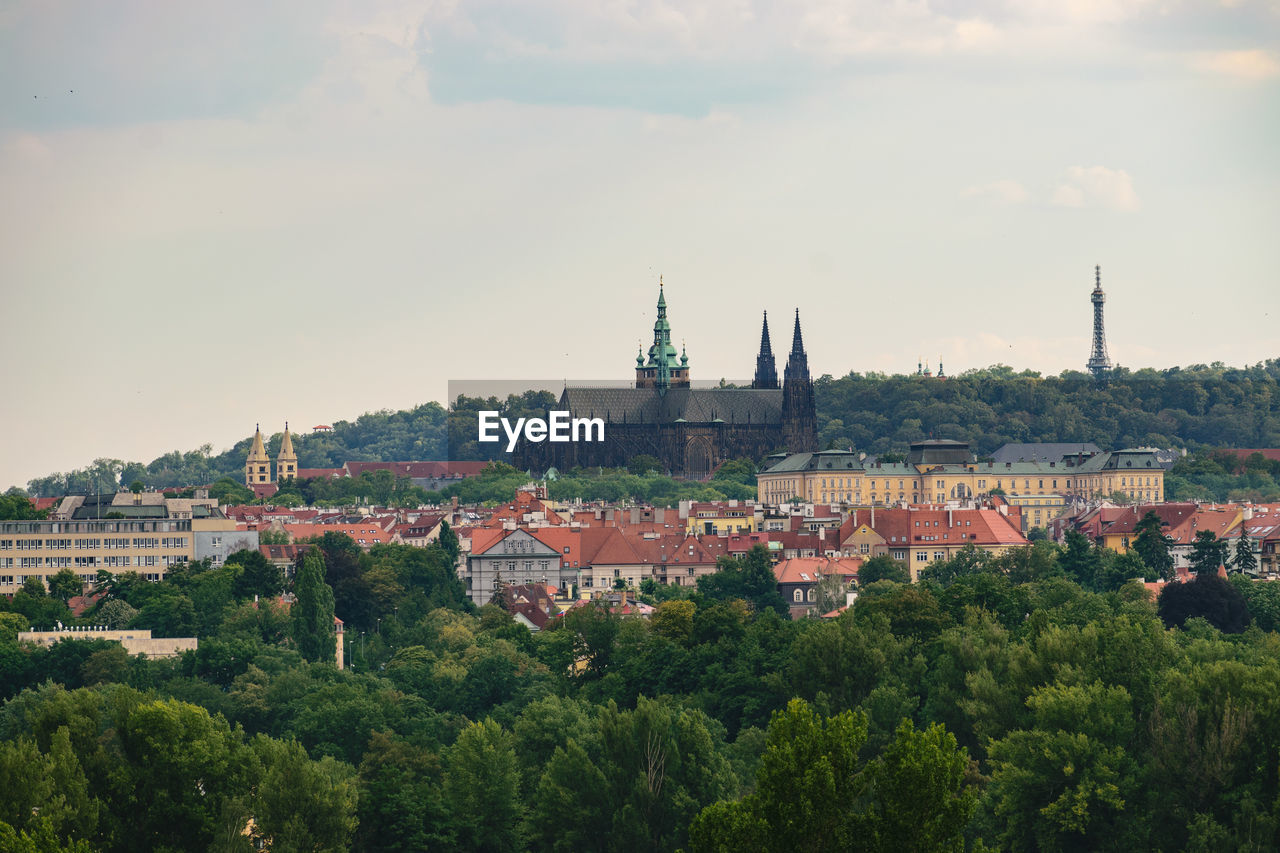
[948,508,953,528]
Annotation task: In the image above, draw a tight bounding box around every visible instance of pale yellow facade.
[19,629,197,657]
[685,505,757,535]
[0,515,240,594]
[759,450,1165,508]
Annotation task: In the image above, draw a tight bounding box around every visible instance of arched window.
[807,588,816,602]
[793,589,803,602]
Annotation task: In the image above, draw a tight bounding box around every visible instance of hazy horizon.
[3,1,1278,490]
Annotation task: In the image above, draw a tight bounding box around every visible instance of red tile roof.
[773,556,862,584]
[283,523,390,545]
[297,467,343,479]
[342,461,489,479]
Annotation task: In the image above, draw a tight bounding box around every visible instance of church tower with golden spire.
[245,424,272,487]
[277,422,297,483]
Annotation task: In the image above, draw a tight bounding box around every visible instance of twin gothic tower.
[244,424,297,487]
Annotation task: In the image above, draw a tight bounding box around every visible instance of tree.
[258,528,289,546]
[1233,535,1258,575]
[697,546,788,617]
[857,555,910,586]
[0,612,30,642]
[94,599,138,630]
[1059,531,1103,589]
[292,549,336,663]
[651,599,696,642]
[249,735,357,853]
[861,720,977,852]
[985,682,1144,851]
[444,719,523,853]
[46,570,83,604]
[628,454,665,476]
[814,573,849,614]
[0,493,47,520]
[690,698,867,853]
[1158,573,1250,633]
[1133,511,1175,581]
[437,520,461,566]
[208,477,253,506]
[1188,530,1229,577]
[226,550,283,600]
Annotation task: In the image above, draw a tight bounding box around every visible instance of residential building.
[0,493,253,594]
[773,555,861,619]
[845,505,1028,581]
[683,500,758,535]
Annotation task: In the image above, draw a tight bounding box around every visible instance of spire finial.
[790,308,805,356]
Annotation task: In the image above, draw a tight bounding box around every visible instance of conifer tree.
[293,549,335,663]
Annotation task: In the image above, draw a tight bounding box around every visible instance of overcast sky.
[2,0,1278,489]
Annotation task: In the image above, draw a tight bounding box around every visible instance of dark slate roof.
[763,450,863,474]
[991,442,1103,464]
[560,387,783,425]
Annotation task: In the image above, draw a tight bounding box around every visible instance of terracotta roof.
[341,461,489,479]
[283,523,390,545]
[259,543,314,563]
[486,490,564,526]
[581,527,643,566]
[67,591,105,617]
[868,507,1028,548]
[297,468,343,479]
[773,556,862,584]
[528,527,582,567]
[1101,504,1198,537]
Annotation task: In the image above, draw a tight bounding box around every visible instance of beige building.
[245,424,272,486]
[18,628,197,658]
[757,442,1164,509]
[1,493,253,595]
[244,423,299,486]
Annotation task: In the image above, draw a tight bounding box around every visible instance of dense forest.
[6,532,1280,850]
[18,360,1280,499]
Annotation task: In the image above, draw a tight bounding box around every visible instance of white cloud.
[1051,166,1140,211]
[963,179,1029,204]
[1192,49,1280,80]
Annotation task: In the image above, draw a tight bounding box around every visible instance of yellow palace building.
[757,441,1164,510]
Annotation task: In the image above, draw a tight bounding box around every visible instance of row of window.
[1,521,193,534]
[0,555,187,570]
[0,537,184,551]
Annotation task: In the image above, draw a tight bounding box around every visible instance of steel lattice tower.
[1086,264,1112,379]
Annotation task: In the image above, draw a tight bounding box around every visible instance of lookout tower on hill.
[1087,265,1113,380]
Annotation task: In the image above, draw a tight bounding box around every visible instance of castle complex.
[514,280,817,477]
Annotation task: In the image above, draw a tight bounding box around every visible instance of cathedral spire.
[789,308,805,357]
[635,275,685,394]
[784,309,809,382]
[752,311,779,389]
[782,309,816,452]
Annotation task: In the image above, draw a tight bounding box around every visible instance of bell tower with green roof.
[635,276,690,394]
